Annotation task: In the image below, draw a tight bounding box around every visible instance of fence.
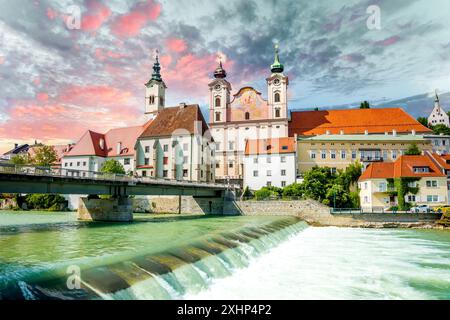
[330,207,442,215]
[0,163,237,189]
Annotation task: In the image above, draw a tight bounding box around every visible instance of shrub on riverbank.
[20,194,67,211]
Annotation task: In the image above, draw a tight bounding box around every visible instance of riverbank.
[296,209,449,230]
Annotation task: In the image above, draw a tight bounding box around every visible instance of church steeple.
[270,44,284,74]
[145,50,166,116]
[214,59,227,79]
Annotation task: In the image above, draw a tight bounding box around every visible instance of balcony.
[375,186,396,193]
[360,156,383,162]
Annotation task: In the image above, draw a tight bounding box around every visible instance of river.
[0,211,449,300]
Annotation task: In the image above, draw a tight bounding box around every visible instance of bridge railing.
[0,163,237,189]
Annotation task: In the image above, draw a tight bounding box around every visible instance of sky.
[0,0,450,153]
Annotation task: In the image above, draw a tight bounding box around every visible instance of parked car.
[410,205,430,213]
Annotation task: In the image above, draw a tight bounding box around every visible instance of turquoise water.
[0,211,449,300]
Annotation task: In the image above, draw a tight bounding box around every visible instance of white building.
[424,134,450,155]
[62,125,146,175]
[209,45,289,185]
[243,137,296,190]
[428,91,449,127]
[135,103,215,182]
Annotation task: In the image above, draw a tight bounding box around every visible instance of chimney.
[99,138,105,150]
[14,143,18,149]
[326,130,330,135]
[364,130,368,135]
[411,130,416,136]
[179,102,187,108]
[117,142,122,155]
[340,130,344,135]
[392,129,397,137]
[385,131,388,136]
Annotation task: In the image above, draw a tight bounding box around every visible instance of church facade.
[208,46,289,184]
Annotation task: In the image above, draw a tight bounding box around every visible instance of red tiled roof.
[245,137,296,155]
[289,108,432,136]
[359,154,445,181]
[429,153,450,170]
[140,104,209,138]
[66,121,151,158]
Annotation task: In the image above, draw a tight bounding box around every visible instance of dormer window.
[413,166,430,173]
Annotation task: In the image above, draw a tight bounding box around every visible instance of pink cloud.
[81,0,111,32]
[110,0,161,38]
[36,92,49,102]
[0,56,4,65]
[166,38,187,53]
[374,36,401,46]
[46,8,58,20]
[95,48,126,61]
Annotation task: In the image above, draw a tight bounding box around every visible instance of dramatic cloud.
[0,0,450,153]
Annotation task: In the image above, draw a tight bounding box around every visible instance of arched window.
[245,112,250,120]
[275,108,281,118]
[215,97,221,107]
[215,112,221,122]
[274,92,281,103]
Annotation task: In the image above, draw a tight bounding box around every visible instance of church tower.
[208,59,231,123]
[267,44,288,119]
[145,51,167,116]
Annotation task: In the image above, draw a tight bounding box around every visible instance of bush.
[322,199,330,206]
[255,188,276,200]
[24,194,66,210]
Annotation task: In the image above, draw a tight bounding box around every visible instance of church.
[208,45,289,185]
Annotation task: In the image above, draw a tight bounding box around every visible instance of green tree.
[405,143,421,155]
[282,183,304,197]
[254,187,277,200]
[242,186,253,198]
[325,184,350,208]
[360,101,370,109]
[431,124,450,135]
[10,154,31,165]
[32,145,58,167]
[417,117,429,128]
[101,159,126,174]
[302,167,334,201]
[335,162,362,190]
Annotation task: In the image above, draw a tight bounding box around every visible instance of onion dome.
[214,60,227,79]
[270,44,284,73]
[151,51,162,82]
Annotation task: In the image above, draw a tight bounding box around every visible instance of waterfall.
[2,217,307,300]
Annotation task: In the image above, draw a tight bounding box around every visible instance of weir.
[0,216,305,300]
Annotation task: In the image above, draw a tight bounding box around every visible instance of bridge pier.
[77,196,133,222]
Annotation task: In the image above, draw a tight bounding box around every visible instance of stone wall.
[78,197,133,222]
[223,199,330,216]
[133,196,224,215]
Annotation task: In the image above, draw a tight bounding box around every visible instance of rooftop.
[289,108,432,136]
[359,154,445,181]
[245,137,296,156]
[298,134,428,142]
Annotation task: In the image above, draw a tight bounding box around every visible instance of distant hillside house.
[136,103,215,182]
[289,107,431,136]
[427,91,449,127]
[62,124,149,175]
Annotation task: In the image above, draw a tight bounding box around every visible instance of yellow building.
[358,154,448,210]
[297,134,432,175]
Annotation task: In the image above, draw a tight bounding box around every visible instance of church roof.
[139,104,210,138]
[289,108,432,136]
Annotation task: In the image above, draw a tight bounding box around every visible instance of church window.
[274,92,281,103]
[215,112,221,122]
[215,97,221,107]
[275,109,281,118]
[245,112,250,120]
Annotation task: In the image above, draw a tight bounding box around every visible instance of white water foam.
[185,227,450,300]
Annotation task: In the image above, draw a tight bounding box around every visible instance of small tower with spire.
[428,89,449,127]
[145,50,167,116]
[208,54,231,124]
[267,43,288,120]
